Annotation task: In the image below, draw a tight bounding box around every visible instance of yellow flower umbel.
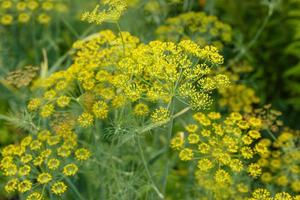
[217,64,260,113]
[256,130,300,193]
[151,107,170,124]
[28,30,229,130]
[170,111,269,199]
[156,12,232,49]
[81,0,127,24]
[0,130,90,198]
[0,0,67,26]
[248,188,296,200]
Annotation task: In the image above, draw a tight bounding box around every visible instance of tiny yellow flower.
[197,158,213,171]
[1,14,13,25]
[33,156,44,166]
[63,164,78,176]
[92,101,109,119]
[30,140,42,151]
[187,133,200,144]
[75,148,91,161]
[21,136,33,147]
[151,107,170,123]
[185,124,198,133]
[37,173,52,184]
[21,154,33,163]
[170,132,184,150]
[248,117,262,128]
[5,178,18,193]
[27,1,39,10]
[47,158,60,170]
[16,2,26,11]
[42,1,54,11]
[179,148,193,161]
[19,165,31,176]
[248,130,261,139]
[27,192,43,200]
[207,112,221,120]
[78,112,94,128]
[4,164,17,176]
[247,163,262,178]
[18,13,30,23]
[51,181,67,195]
[40,104,55,118]
[1,1,13,9]
[56,96,71,108]
[38,13,51,24]
[47,135,61,146]
[41,149,52,158]
[18,180,32,193]
[57,146,71,157]
[133,103,149,116]
[214,169,231,184]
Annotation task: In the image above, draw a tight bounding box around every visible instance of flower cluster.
[0,0,66,26]
[171,111,272,199]
[0,130,90,199]
[257,130,300,193]
[217,64,260,113]
[248,188,299,200]
[156,11,232,49]
[251,104,283,132]
[1,0,299,199]
[81,0,127,24]
[143,0,183,16]
[5,65,39,88]
[219,83,260,113]
[28,30,229,129]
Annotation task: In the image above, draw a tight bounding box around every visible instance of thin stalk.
[65,177,85,200]
[115,22,126,55]
[161,101,175,194]
[136,136,164,199]
[183,0,189,12]
[48,24,97,74]
[230,4,274,65]
[60,16,80,38]
[135,106,190,134]
[266,129,277,141]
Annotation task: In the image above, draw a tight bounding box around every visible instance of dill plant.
[0,0,299,200]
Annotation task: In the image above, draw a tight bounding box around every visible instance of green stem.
[230,3,274,65]
[161,101,175,194]
[136,106,191,134]
[115,22,126,55]
[136,136,164,199]
[266,129,277,141]
[65,177,85,200]
[48,24,96,74]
